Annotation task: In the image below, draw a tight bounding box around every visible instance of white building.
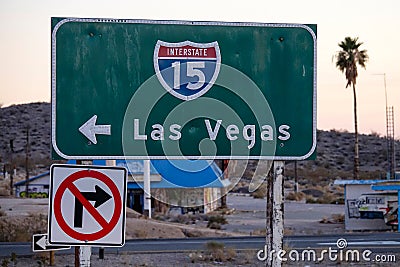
[334,179,393,231]
[14,172,50,198]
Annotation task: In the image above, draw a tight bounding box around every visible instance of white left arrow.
[36,235,47,250]
[78,115,111,144]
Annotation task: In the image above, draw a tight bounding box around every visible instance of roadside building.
[119,160,229,214]
[14,172,50,198]
[334,179,395,231]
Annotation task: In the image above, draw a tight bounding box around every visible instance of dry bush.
[305,195,318,204]
[315,193,336,204]
[182,229,203,238]
[207,215,227,229]
[332,213,345,223]
[0,180,10,196]
[320,213,345,224]
[305,192,342,204]
[202,241,236,262]
[286,191,305,201]
[251,183,267,199]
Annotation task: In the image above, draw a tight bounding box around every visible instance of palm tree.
[334,37,368,179]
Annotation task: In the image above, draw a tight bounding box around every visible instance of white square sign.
[48,164,127,246]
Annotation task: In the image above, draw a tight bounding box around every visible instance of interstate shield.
[153,40,221,101]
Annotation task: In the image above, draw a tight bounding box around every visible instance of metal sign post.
[265,161,284,267]
[143,160,152,218]
[79,246,91,267]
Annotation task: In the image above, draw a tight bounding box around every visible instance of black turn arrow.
[74,185,112,228]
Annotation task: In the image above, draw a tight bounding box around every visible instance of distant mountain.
[0,102,399,180]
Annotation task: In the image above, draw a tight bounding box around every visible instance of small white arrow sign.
[37,235,47,250]
[32,234,70,252]
[78,115,111,144]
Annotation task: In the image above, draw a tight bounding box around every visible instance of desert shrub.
[251,183,266,199]
[208,222,221,230]
[315,193,336,204]
[0,181,10,197]
[206,215,227,229]
[286,192,305,201]
[183,230,203,238]
[170,214,189,224]
[1,258,9,267]
[305,196,318,204]
[202,241,236,262]
[320,213,345,224]
[332,213,345,223]
[167,213,207,225]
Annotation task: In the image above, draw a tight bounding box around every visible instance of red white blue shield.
[154,40,221,101]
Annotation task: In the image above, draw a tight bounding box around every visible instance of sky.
[1,0,399,138]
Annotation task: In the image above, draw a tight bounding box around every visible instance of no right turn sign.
[48,164,127,247]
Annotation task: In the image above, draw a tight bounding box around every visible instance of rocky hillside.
[0,102,51,177]
[286,129,400,186]
[0,102,399,181]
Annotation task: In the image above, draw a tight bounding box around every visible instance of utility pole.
[25,126,30,197]
[9,139,14,196]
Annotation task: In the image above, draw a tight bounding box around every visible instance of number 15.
[171,61,205,90]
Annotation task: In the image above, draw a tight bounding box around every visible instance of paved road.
[2,233,400,257]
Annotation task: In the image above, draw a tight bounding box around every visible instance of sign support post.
[79,246,91,267]
[50,251,55,266]
[143,160,151,218]
[74,160,92,267]
[74,160,81,267]
[266,161,284,267]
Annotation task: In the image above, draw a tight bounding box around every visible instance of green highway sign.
[51,18,316,160]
